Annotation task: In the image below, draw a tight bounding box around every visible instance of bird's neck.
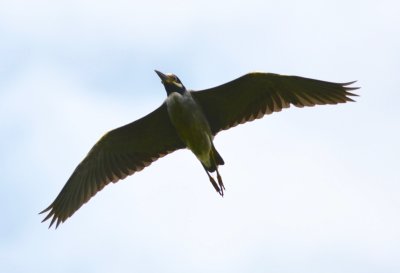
[165,84,186,96]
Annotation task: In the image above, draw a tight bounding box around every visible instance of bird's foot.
[203,165,225,197]
[216,169,225,196]
[208,175,223,196]
[216,170,225,190]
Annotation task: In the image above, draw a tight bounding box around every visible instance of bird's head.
[155,70,186,95]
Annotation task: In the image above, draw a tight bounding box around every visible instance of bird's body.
[41,70,358,228]
[166,91,213,165]
[162,71,225,193]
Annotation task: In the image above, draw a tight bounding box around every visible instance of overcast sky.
[1,1,399,272]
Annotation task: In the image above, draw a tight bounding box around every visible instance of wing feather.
[192,72,358,135]
[40,103,184,228]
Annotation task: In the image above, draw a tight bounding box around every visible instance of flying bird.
[41,71,358,228]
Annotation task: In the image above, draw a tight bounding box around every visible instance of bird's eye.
[173,75,179,82]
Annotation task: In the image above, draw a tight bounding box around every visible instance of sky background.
[1,0,399,272]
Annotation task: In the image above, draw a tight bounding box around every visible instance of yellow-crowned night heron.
[41,70,358,228]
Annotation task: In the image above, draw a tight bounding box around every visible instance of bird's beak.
[155,70,168,82]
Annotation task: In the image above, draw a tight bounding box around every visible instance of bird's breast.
[166,92,213,160]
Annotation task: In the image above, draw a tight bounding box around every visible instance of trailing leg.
[202,164,223,196]
[216,168,225,192]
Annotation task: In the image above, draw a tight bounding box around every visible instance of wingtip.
[346,97,356,102]
[342,80,360,90]
[341,81,360,100]
[345,87,360,91]
[342,80,357,86]
[39,205,51,215]
[39,205,59,229]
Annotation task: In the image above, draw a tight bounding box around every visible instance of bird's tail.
[214,148,225,166]
[206,145,224,172]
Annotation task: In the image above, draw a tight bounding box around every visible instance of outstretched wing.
[41,103,185,228]
[191,72,358,135]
